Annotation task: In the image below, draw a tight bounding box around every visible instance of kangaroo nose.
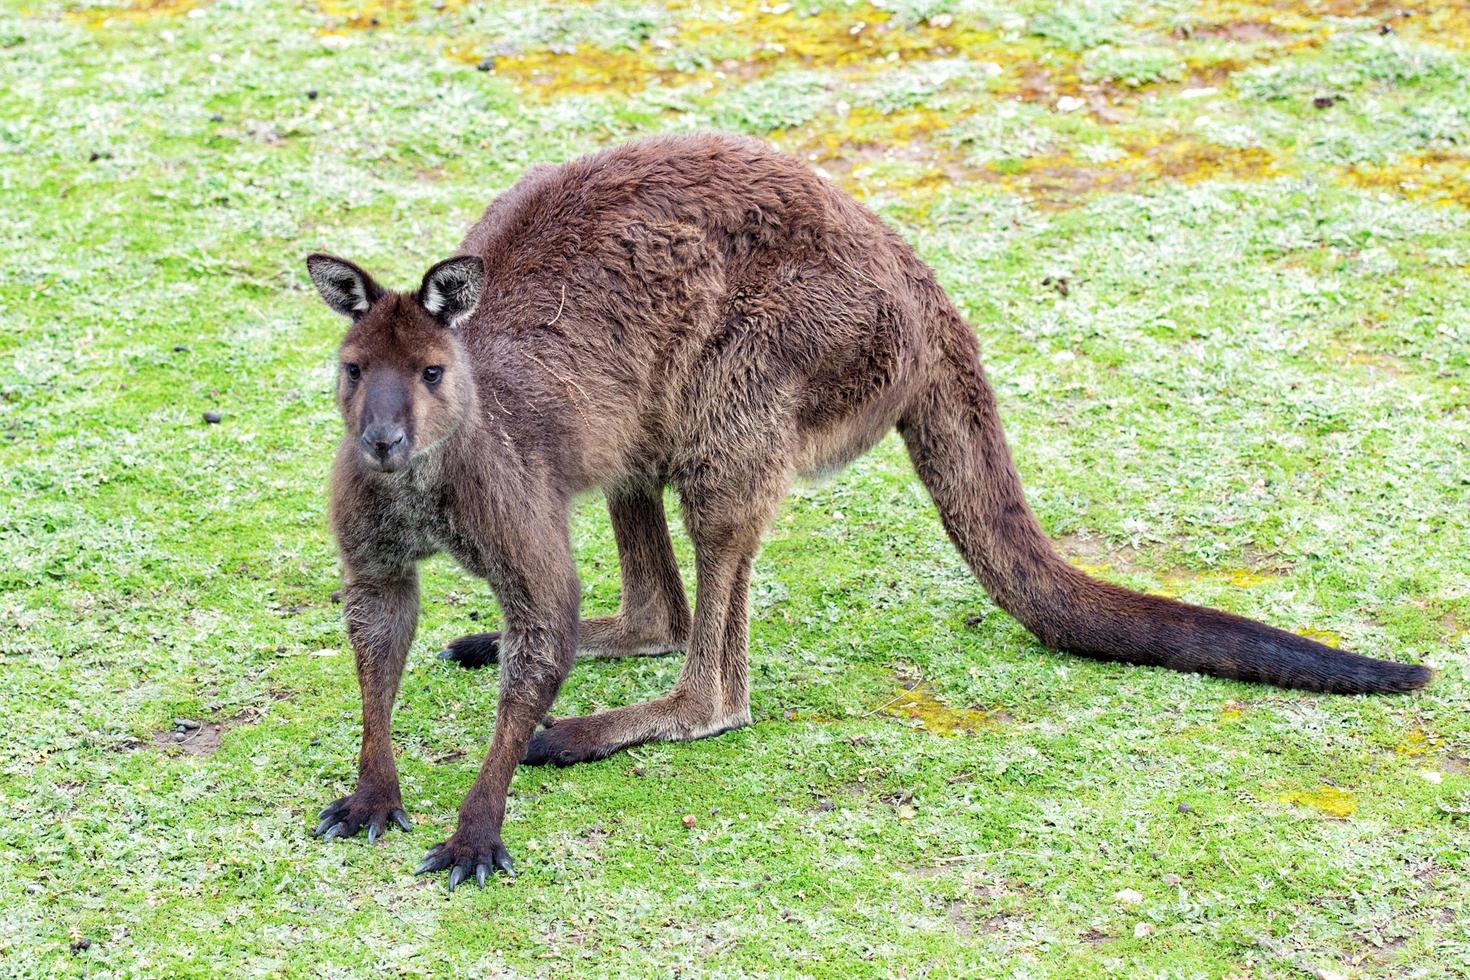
[361,426,405,460]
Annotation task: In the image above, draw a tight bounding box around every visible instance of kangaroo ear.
[307,254,384,320]
[418,255,485,329]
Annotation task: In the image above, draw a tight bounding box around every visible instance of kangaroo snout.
[359,423,407,469]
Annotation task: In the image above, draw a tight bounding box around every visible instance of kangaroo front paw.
[313,789,412,843]
[437,632,500,668]
[415,831,514,891]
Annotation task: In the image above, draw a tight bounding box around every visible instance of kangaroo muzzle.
[357,377,411,472]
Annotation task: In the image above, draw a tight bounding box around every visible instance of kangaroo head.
[307,253,485,474]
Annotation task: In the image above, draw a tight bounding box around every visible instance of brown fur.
[306,133,1430,889]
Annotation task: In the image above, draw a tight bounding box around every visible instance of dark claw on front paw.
[414,845,446,876]
[417,837,514,891]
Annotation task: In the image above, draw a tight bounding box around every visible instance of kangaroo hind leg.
[439,483,692,668]
[520,471,782,766]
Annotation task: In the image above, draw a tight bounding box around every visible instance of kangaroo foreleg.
[416,514,580,889]
[315,569,418,843]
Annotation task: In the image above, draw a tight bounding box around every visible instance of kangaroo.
[306,133,1429,890]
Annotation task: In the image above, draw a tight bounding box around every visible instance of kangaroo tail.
[898,319,1430,695]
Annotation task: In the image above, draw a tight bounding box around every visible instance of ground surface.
[2,0,1469,974]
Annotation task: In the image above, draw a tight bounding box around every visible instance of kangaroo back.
[899,310,1430,695]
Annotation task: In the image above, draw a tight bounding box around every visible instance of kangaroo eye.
[344,363,361,381]
[422,366,444,385]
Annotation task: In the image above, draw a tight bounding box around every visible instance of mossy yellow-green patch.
[64,0,206,29]
[1278,784,1357,818]
[1298,627,1344,647]
[471,43,676,97]
[1343,151,1470,210]
[1396,728,1436,756]
[878,681,1005,736]
[480,2,994,101]
[313,0,467,32]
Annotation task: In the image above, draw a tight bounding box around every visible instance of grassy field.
[3,0,1469,974]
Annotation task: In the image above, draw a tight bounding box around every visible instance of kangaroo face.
[307,253,485,474]
[337,303,467,473]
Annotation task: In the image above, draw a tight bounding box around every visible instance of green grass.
[3,0,1469,974]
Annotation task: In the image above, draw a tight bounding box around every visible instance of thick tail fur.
[898,323,1430,695]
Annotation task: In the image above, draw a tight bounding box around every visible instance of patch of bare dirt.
[65,0,206,27]
[1001,158,1142,208]
[1057,531,1147,575]
[930,873,1030,936]
[151,708,262,757]
[947,903,1014,936]
[1289,0,1415,17]
[1176,20,1293,42]
[1057,531,1286,591]
[1255,0,1470,49]
[1012,69,1132,123]
[1136,139,1279,181]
